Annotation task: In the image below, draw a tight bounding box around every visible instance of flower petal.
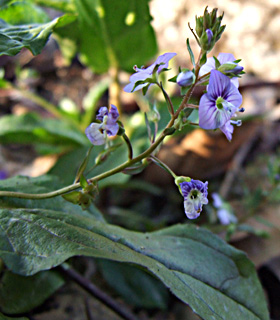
[96,106,108,121]
[199,57,216,77]
[199,93,230,129]
[207,70,231,98]
[184,199,201,219]
[85,123,106,145]
[124,52,176,93]
[179,179,208,219]
[220,120,234,141]
[217,53,235,64]
[224,84,243,110]
[155,52,177,73]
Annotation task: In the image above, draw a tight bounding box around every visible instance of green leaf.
[49,143,130,188]
[0,270,64,314]
[0,2,50,25]
[98,260,169,309]
[74,146,93,183]
[74,0,157,73]
[0,14,76,56]
[186,38,195,67]
[0,208,269,320]
[0,174,105,221]
[0,113,88,147]
[0,312,28,320]
[200,51,207,66]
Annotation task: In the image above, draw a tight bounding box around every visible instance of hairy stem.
[0,51,203,200]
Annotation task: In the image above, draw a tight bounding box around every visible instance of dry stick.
[59,265,139,320]
[219,125,262,199]
[84,298,94,320]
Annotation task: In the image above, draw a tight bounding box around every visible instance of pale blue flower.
[199,70,243,141]
[180,179,208,219]
[124,52,177,93]
[212,193,237,225]
[85,105,119,145]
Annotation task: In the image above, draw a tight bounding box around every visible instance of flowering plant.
[0,4,270,320]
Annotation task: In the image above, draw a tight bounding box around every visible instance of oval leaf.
[0,14,76,56]
[0,208,269,320]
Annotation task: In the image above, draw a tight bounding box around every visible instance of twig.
[84,298,94,320]
[219,125,262,199]
[59,265,139,320]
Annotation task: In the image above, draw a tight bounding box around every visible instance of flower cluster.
[85,105,119,145]
[83,7,245,220]
[195,7,225,52]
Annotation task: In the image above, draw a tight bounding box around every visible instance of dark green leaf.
[186,38,195,67]
[62,190,80,205]
[74,0,157,73]
[213,55,221,69]
[0,270,64,314]
[0,2,49,25]
[200,51,207,66]
[0,208,269,320]
[0,14,76,56]
[99,260,169,309]
[74,146,93,183]
[0,113,88,147]
[49,143,130,188]
[0,174,105,221]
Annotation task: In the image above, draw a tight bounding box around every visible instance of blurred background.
[0,0,280,319]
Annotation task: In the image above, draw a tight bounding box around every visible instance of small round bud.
[176,70,195,87]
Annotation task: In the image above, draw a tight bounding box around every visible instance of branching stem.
[0,51,203,200]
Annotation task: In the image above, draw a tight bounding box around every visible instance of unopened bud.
[218,62,243,74]
[195,16,204,37]
[200,29,215,51]
[176,70,195,87]
[206,29,213,45]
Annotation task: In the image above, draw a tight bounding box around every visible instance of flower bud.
[194,7,225,52]
[195,16,204,37]
[218,62,243,75]
[200,29,215,51]
[176,70,195,87]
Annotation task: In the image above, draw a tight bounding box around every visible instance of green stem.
[149,155,177,179]
[122,133,133,160]
[0,51,203,200]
